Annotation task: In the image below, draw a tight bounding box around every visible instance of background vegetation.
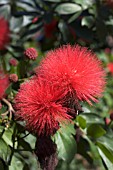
[0,0,113,169]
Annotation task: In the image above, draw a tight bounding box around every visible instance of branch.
[1,98,15,120]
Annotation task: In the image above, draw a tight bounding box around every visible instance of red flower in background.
[9,58,18,66]
[107,63,113,74]
[0,17,10,50]
[44,19,58,38]
[0,70,10,100]
[14,77,71,136]
[24,47,38,60]
[37,45,105,104]
[105,0,113,8]
[9,74,18,83]
[32,17,38,24]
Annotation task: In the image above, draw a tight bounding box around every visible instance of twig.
[1,98,15,120]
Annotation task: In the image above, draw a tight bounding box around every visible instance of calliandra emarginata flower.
[0,17,10,50]
[24,47,38,60]
[0,70,9,100]
[14,77,72,136]
[107,63,113,74]
[9,58,18,66]
[9,74,18,83]
[36,45,105,104]
[105,0,113,8]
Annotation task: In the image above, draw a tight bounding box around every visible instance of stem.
[1,98,15,120]
[14,132,30,142]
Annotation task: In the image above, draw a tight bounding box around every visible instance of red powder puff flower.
[44,19,58,38]
[14,77,71,136]
[0,17,10,50]
[9,58,18,66]
[24,47,38,60]
[107,63,113,74]
[104,48,111,54]
[37,45,105,104]
[0,70,10,100]
[32,17,38,24]
[9,74,18,83]
[105,0,113,8]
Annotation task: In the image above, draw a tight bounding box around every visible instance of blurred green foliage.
[0,0,113,169]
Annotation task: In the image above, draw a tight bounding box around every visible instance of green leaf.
[0,139,11,163]
[81,16,95,28]
[0,126,5,133]
[54,124,76,163]
[9,154,24,170]
[9,151,38,170]
[84,136,101,160]
[10,17,23,32]
[2,128,13,147]
[68,11,82,23]
[55,3,81,15]
[97,136,113,152]
[0,4,10,19]
[87,124,106,138]
[0,0,9,4]
[72,0,94,10]
[44,0,61,2]
[18,0,35,6]
[23,133,36,149]
[76,115,86,129]
[0,159,8,170]
[81,112,104,125]
[97,142,113,163]
[97,147,113,169]
[18,138,32,151]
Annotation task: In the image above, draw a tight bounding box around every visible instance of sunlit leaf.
[55,3,81,15]
[54,124,76,163]
[87,124,106,138]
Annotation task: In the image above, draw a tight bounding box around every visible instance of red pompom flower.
[9,58,18,66]
[0,17,10,50]
[0,70,10,100]
[14,77,71,136]
[107,63,113,74]
[9,74,18,83]
[37,45,105,104]
[105,0,113,8]
[24,47,38,60]
[44,19,58,38]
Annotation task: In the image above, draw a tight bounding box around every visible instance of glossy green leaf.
[18,0,35,6]
[98,147,113,170]
[54,124,76,163]
[81,16,95,28]
[0,139,11,163]
[97,136,113,152]
[10,17,23,32]
[84,136,101,160]
[68,11,82,23]
[81,113,105,125]
[9,154,24,170]
[0,5,10,19]
[87,124,106,138]
[72,0,93,9]
[55,3,81,15]
[97,142,113,163]
[0,126,5,133]
[0,159,8,170]
[17,1,36,11]
[44,0,61,2]
[77,115,86,129]
[0,0,9,4]
[2,128,13,147]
